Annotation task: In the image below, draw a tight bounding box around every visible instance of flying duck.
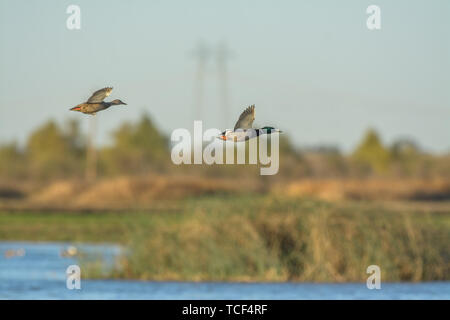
[70,87,126,115]
[218,105,281,142]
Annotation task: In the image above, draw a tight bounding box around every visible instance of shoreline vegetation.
[0,115,449,283]
[1,195,448,283]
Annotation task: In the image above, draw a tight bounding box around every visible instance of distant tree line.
[0,114,168,180]
[0,115,448,181]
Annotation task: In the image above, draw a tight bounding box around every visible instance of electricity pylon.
[192,41,210,122]
[191,41,234,128]
[216,41,233,129]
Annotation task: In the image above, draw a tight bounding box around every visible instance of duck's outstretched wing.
[234,105,255,130]
[87,87,113,103]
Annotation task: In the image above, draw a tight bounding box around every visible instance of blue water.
[1,242,449,300]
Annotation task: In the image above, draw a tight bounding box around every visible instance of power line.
[216,41,233,129]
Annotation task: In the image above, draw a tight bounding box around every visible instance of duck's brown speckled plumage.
[70,87,126,115]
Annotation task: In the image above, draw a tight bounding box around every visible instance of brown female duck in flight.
[70,87,126,115]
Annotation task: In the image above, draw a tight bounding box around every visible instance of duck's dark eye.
[221,131,226,135]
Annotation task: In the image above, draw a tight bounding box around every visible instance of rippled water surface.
[1,242,448,300]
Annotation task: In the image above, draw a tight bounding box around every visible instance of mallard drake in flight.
[218,105,281,142]
[70,87,126,115]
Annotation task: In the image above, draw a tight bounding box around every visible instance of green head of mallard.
[261,126,282,134]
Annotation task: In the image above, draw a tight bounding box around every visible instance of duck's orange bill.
[219,135,227,141]
[70,106,81,111]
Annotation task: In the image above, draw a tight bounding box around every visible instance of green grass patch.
[0,195,448,282]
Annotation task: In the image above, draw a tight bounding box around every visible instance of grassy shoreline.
[0,195,449,282]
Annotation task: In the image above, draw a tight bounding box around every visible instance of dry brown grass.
[276,178,450,201]
[1,176,450,211]
[6,175,261,210]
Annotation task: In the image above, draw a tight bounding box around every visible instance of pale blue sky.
[0,0,449,152]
